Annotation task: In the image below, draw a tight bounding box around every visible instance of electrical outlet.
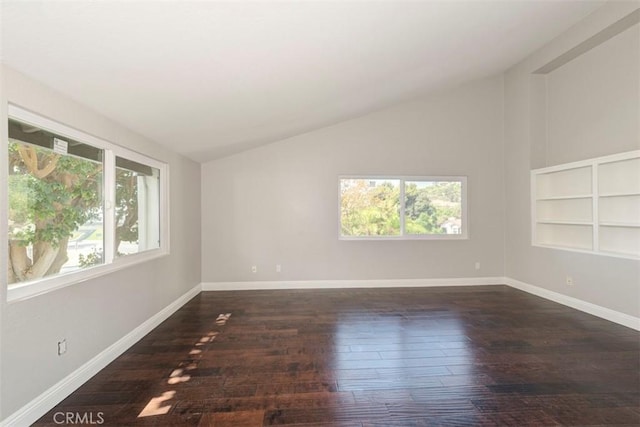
[58,339,67,355]
[566,276,574,286]
[475,262,481,270]
[276,264,281,273]
[251,265,257,273]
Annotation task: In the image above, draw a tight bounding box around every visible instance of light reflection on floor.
[137,313,231,418]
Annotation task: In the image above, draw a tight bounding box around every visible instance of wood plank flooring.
[34,286,640,426]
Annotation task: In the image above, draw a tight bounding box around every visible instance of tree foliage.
[115,168,139,249]
[78,168,140,268]
[341,179,462,237]
[8,141,102,283]
[341,180,400,236]
[7,141,141,284]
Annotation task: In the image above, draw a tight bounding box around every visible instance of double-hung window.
[5,106,168,300]
[339,176,467,239]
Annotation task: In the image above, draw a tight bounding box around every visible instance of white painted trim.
[504,277,640,331]
[0,283,202,427]
[530,243,640,261]
[203,277,640,331]
[202,277,504,291]
[9,104,114,151]
[103,151,116,264]
[531,149,640,174]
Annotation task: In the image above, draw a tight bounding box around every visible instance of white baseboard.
[201,277,504,291]
[0,283,202,427]
[203,277,640,331]
[504,277,640,331]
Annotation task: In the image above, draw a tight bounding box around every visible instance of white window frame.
[4,104,170,302]
[338,175,468,240]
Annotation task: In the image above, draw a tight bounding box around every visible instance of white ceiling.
[1,1,603,162]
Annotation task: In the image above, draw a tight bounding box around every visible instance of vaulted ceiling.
[1,1,604,162]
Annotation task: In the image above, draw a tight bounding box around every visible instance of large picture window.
[5,106,168,300]
[339,176,467,239]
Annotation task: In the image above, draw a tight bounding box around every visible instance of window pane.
[115,157,160,256]
[405,180,462,235]
[340,179,401,237]
[8,130,104,285]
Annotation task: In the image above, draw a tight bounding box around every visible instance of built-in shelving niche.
[531,150,640,259]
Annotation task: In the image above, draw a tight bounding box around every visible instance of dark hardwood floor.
[34,286,640,426]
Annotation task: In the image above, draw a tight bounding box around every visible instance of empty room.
[0,1,639,426]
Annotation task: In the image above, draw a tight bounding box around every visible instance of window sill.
[7,248,169,303]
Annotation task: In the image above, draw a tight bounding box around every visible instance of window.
[339,176,467,239]
[115,157,161,256]
[8,122,105,281]
[5,106,168,300]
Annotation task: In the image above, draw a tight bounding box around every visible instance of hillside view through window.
[340,178,465,238]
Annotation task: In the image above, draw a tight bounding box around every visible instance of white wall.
[202,75,505,284]
[546,22,639,166]
[0,62,7,422]
[0,66,202,420]
[505,3,640,318]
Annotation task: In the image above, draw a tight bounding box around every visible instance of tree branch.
[18,145,60,179]
[46,237,70,276]
[26,242,60,281]
[9,240,32,282]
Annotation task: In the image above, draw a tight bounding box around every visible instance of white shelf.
[598,250,640,260]
[599,222,640,228]
[599,194,640,225]
[536,195,593,223]
[532,150,640,259]
[534,244,640,261]
[599,192,640,198]
[535,166,592,199]
[536,194,592,201]
[537,220,592,226]
[599,226,640,258]
[534,243,593,252]
[599,157,640,195]
[535,223,593,251]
